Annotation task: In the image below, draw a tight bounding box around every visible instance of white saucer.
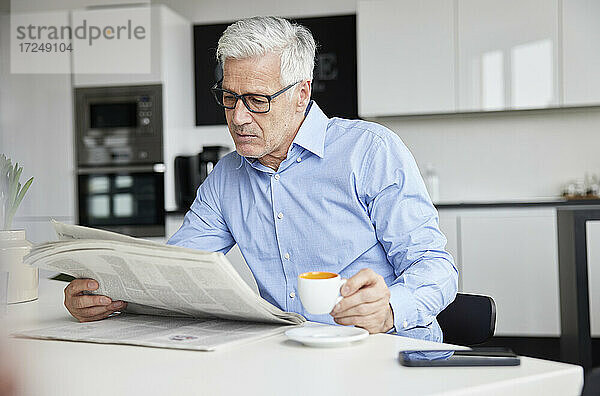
[285,325,369,347]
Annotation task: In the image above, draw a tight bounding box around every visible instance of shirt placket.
[269,146,308,312]
[270,168,298,311]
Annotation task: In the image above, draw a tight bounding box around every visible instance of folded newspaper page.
[16,314,290,352]
[16,221,306,350]
[51,220,261,295]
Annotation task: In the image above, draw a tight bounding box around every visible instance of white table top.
[3,278,584,396]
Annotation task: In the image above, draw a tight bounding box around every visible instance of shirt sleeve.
[167,166,235,254]
[359,131,458,336]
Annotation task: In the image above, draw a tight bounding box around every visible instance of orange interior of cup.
[299,271,338,280]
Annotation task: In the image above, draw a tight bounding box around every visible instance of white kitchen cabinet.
[457,0,560,111]
[437,209,461,289]
[562,0,600,107]
[586,221,600,337]
[357,0,456,117]
[165,213,185,240]
[457,208,560,336]
[71,5,159,86]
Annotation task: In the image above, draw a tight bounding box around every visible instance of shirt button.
[289,292,296,298]
[274,174,280,180]
[296,157,302,163]
[277,212,283,219]
[402,320,408,329]
[284,253,290,260]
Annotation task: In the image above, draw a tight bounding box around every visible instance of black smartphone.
[399,347,520,367]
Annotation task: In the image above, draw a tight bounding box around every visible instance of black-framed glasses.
[211,80,300,114]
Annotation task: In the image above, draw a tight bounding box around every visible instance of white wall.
[378,107,600,202]
[0,12,75,222]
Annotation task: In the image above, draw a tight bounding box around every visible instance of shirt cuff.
[388,283,420,332]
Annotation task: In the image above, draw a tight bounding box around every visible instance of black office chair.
[581,367,600,396]
[437,293,496,346]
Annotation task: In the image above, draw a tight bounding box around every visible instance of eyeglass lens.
[218,90,270,113]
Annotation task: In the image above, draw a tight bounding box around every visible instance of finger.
[70,294,112,310]
[342,268,380,297]
[331,298,388,318]
[77,301,126,319]
[65,279,98,297]
[78,310,116,323]
[333,286,388,314]
[333,315,379,333]
[76,304,114,318]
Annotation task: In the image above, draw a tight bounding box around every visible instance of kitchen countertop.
[166,198,600,215]
[166,209,188,216]
[434,198,600,209]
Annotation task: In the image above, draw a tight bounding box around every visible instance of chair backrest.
[581,367,600,396]
[437,293,496,346]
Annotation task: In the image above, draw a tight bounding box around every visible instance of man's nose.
[231,98,253,125]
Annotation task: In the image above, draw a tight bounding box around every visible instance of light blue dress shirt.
[168,101,458,342]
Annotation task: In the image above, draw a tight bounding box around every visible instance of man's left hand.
[330,268,394,334]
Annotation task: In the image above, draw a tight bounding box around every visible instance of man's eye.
[223,94,236,100]
[249,96,267,104]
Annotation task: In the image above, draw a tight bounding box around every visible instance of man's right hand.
[64,279,127,322]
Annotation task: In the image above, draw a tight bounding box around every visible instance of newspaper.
[16,314,289,352]
[15,221,305,350]
[51,220,261,296]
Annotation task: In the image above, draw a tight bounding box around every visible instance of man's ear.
[296,80,312,112]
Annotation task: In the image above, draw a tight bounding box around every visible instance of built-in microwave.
[74,84,163,166]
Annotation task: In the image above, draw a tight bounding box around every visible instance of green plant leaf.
[13,177,33,212]
[1,156,33,230]
[5,177,33,229]
[7,165,17,211]
[12,165,23,204]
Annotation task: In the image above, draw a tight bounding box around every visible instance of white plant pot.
[0,230,38,304]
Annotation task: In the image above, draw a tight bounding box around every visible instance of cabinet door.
[71,6,161,87]
[438,210,461,290]
[457,0,559,111]
[562,0,600,106]
[165,214,185,240]
[459,208,560,336]
[586,221,600,337]
[357,0,456,117]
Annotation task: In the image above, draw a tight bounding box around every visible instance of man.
[64,16,457,340]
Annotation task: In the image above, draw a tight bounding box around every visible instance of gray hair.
[216,16,316,85]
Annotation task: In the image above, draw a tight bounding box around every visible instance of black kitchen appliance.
[77,165,165,237]
[174,146,230,211]
[74,84,162,166]
[74,84,166,237]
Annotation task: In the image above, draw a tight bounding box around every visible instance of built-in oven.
[75,85,165,237]
[77,165,165,237]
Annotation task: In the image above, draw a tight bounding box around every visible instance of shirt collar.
[235,100,329,169]
[291,101,328,159]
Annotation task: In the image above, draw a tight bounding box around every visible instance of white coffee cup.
[297,271,347,315]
